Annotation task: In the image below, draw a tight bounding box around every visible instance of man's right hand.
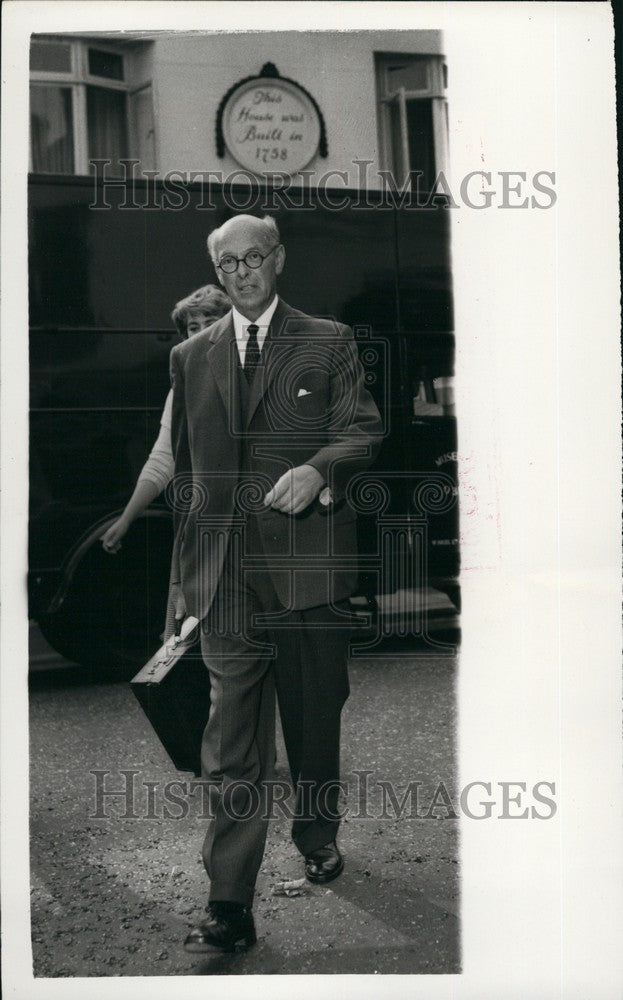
[170,583,187,623]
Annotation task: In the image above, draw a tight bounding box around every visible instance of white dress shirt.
[231,295,279,367]
[231,294,331,504]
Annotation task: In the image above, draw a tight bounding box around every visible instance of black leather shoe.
[304,841,344,884]
[184,901,256,953]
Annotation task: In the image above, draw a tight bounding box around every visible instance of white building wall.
[145,30,444,187]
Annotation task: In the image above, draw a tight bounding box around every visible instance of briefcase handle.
[171,615,200,648]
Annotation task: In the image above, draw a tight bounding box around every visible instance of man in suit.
[169,214,383,952]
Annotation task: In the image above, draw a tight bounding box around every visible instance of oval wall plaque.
[220,72,323,175]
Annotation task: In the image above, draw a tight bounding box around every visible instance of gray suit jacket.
[169,296,383,620]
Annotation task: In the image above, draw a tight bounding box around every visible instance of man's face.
[213,218,285,321]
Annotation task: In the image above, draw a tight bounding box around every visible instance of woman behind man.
[101,285,230,639]
[101,284,230,555]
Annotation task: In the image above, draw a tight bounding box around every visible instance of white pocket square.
[297,388,312,397]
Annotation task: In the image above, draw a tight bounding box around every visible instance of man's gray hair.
[207,214,280,264]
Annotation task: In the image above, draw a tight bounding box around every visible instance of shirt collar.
[232,295,279,341]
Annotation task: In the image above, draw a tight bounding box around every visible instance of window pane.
[129,86,156,170]
[88,48,124,81]
[87,86,128,175]
[30,85,74,173]
[406,99,435,192]
[30,39,72,73]
[386,60,428,94]
[388,100,406,185]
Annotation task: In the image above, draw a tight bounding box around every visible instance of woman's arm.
[100,479,162,553]
[101,391,175,553]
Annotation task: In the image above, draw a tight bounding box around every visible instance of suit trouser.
[199,512,351,906]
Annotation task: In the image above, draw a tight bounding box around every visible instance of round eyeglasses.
[216,244,280,274]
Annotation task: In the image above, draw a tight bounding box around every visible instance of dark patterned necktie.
[243,324,260,384]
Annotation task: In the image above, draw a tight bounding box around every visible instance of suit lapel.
[245,297,303,426]
[204,313,245,436]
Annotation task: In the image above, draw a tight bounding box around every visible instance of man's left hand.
[264,464,325,515]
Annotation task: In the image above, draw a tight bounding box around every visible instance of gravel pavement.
[29,650,460,977]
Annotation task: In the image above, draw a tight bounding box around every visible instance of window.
[30,86,75,173]
[376,53,448,192]
[29,36,154,175]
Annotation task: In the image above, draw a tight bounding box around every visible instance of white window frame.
[376,53,449,189]
[127,82,157,173]
[29,36,143,175]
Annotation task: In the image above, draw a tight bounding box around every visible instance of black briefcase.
[131,617,209,776]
